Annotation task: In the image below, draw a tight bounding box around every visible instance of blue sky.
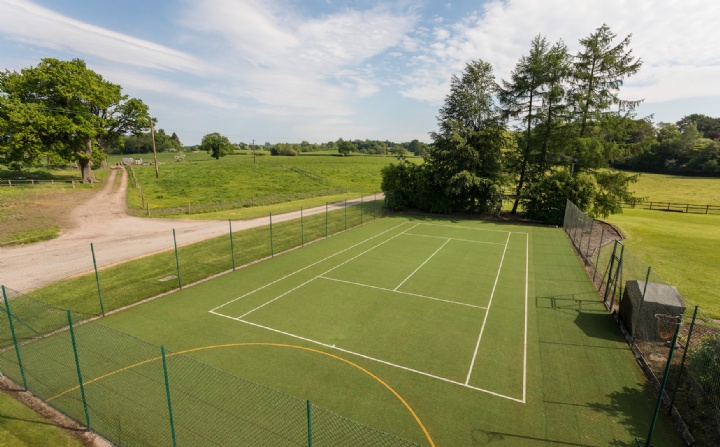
[1,0,719,146]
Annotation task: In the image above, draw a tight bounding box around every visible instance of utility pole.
[150,120,159,178]
[252,139,256,164]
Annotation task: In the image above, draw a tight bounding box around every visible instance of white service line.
[418,222,527,235]
[318,275,487,309]
[403,232,506,245]
[209,221,412,314]
[208,311,524,403]
[235,224,419,319]
[464,231,512,386]
[394,238,450,291]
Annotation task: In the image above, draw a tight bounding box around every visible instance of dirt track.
[0,168,379,292]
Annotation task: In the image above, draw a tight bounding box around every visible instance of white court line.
[403,232,506,245]
[522,233,529,403]
[394,238,450,291]
[209,310,524,403]
[418,222,528,235]
[236,224,419,319]
[209,221,412,314]
[318,275,486,310]
[465,232,512,386]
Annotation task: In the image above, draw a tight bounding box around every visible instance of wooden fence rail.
[623,200,720,215]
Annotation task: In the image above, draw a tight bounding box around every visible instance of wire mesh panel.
[563,200,720,446]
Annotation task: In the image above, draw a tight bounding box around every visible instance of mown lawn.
[627,171,720,204]
[0,390,83,447]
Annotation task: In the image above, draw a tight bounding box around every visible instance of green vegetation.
[0,391,83,447]
[628,171,720,203]
[0,217,683,446]
[606,208,720,317]
[118,152,401,215]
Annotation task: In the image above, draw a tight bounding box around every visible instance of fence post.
[301,207,304,247]
[229,220,236,271]
[632,267,652,343]
[173,229,182,289]
[2,286,28,390]
[90,243,105,316]
[592,227,605,282]
[608,243,624,311]
[161,346,178,447]
[584,220,594,263]
[325,203,328,239]
[668,306,698,415]
[269,212,274,257]
[360,196,364,225]
[67,310,91,429]
[307,400,313,447]
[374,192,377,219]
[344,199,347,231]
[603,241,619,303]
[146,203,150,216]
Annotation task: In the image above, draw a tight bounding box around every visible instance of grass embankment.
[111,152,404,219]
[0,390,83,447]
[605,172,720,318]
[0,168,110,244]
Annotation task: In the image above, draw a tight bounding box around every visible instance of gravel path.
[0,168,380,292]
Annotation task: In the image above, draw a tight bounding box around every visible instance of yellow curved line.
[48,342,435,447]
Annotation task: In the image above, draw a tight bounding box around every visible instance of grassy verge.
[0,389,84,447]
[628,171,720,203]
[606,208,720,318]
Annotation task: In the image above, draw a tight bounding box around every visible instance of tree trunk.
[80,137,96,183]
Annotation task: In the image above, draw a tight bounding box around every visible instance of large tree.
[570,24,643,138]
[201,132,233,159]
[0,58,150,182]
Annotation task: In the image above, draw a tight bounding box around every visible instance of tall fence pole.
[270,212,274,257]
[632,267,652,343]
[584,220,594,263]
[229,220,236,271]
[90,243,105,316]
[373,193,377,219]
[593,227,605,282]
[301,206,305,247]
[360,196,364,225]
[344,199,347,231]
[668,306,699,415]
[325,203,328,239]
[2,285,28,390]
[161,346,178,447]
[173,229,182,289]
[307,400,313,447]
[67,310,91,429]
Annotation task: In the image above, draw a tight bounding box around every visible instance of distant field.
[110,152,405,217]
[627,171,720,204]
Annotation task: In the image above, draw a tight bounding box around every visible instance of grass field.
[2,216,683,446]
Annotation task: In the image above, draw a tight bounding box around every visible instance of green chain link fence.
[564,200,720,446]
[0,288,422,447]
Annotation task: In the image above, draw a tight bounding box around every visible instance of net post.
[301,206,304,247]
[67,310,91,429]
[668,306,699,415]
[173,229,182,289]
[229,220,236,271]
[307,400,313,447]
[325,202,328,239]
[2,285,28,390]
[90,243,105,316]
[161,346,178,447]
[270,212,274,257]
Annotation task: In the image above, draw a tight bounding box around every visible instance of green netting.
[564,200,720,445]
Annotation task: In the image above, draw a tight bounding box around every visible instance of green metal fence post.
[161,346,178,447]
[307,400,313,447]
[229,220,236,271]
[301,206,304,247]
[668,306,698,415]
[325,202,328,239]
[173,229,182,289]
[2,286,28,390]
[592,227,605,282]
[67,310,91,429]
[360,196,364,225]
[270,212,274,257]
[344,199,347,231]
[90,243,105,316]
[374,192,377,219]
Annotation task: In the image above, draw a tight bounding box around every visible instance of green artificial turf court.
[1,216,685,446]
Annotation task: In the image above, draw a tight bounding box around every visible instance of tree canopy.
[200,132,233,160]
[0,58,150,182]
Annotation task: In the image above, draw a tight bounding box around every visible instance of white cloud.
[0,0,206,74]
[399,0,720,105]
